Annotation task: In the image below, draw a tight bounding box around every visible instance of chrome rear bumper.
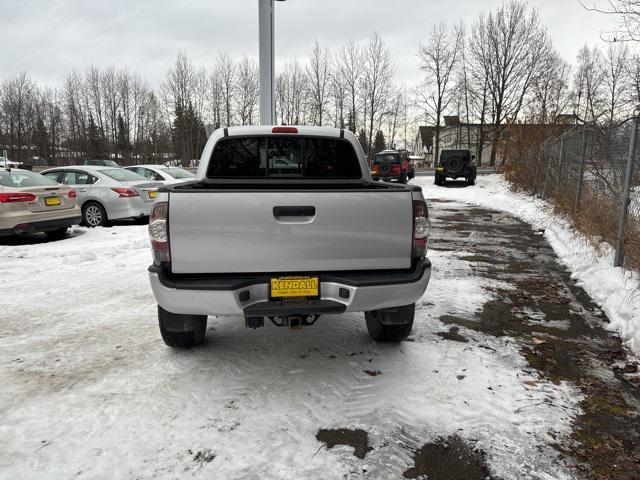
[148,259,431,316]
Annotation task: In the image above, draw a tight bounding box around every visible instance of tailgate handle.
[273,206,316,217]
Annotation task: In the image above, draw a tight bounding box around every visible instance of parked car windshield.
[207,136,361,179]
[0,169,59,187]
[100,168,146,182]
[373,153,400,164]
[160,167,195,179]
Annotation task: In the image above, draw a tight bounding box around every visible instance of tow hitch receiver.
[265,315,320,328]
[289,316,303,329]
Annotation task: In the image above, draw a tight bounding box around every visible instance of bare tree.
[0,73,36,162]
[417,22,463,163]
[573,45,606,123]
[385,89,403,149]
[527,51,572,124]
[362,32,395,160]
[62,70,89,160]
[214,53,237,127]
[209,70,224,130]
[470,1,552,165]
[306,40,331,125]
[36,87,63,165]
[162,52,197,112]
[338,41,363,133]
[625,49,640,109]
[602,42,631,122]
[276,60,307,125]
[580,0,640,41]
[236,56,259,125]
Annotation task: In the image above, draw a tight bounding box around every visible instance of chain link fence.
[506,118,640,272]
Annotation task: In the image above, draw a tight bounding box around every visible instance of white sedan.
[124,165,195,184]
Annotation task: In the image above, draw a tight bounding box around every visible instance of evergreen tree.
[86,115,106,159]
[373,130,386,154]
[357,129,368,158]
[116,113,130,161]
[172,102,206,164]
[32,115,50,165]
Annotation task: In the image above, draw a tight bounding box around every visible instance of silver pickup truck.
[147,126,432,348]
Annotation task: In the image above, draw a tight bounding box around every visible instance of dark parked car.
[435,149,477,186]
[370,149,414,183]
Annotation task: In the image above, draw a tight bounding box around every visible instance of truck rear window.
[206,136,362,179]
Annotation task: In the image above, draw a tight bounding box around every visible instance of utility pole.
[259,0,285,125]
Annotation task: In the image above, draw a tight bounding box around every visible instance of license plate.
[148,191,157,199]
[45,196,61,206]
[270,276,319,300]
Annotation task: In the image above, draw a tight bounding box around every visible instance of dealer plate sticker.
[270,276,319,299]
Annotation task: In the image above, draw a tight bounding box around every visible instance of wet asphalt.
[422,190,640,480]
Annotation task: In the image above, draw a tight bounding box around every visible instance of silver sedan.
[124,165,195,184]
[41,166,162,227]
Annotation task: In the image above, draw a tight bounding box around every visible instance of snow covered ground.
[416,175,640,357]
[0,203,584,479]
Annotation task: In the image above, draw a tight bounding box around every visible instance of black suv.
[435,149,476,186]
[370,150,414,183]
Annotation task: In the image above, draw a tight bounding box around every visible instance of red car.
[370,149,415,183]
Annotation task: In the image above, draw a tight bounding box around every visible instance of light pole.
[259,0,285,125]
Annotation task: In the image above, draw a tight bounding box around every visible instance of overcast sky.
[0,0,620,88]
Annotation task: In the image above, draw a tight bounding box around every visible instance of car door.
[59,170,98,205]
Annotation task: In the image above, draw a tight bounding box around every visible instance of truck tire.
[158,305,208,348]
[365,303,415,342]
[468,166,477,186]
[399,173,408,184]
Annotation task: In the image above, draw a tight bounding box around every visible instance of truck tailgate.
[169,190,412,273]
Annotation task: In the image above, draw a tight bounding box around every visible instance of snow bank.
[416,174,640,356]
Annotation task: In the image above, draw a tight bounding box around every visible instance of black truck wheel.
[365,303,415,342]
[158,305,208,348]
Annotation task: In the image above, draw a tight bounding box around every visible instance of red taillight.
[371,164,379,173]
[272,126,298,134]
[391,164,401,175]
[412,200,430,258]
[0,192,37,203]
[111,187,139,198]
[149,202,170,264]
[68,190,77,199]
